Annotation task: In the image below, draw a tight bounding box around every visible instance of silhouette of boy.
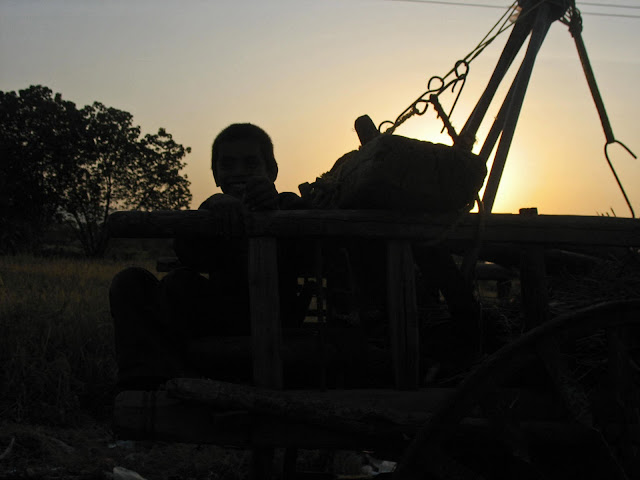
[109,123,308,390]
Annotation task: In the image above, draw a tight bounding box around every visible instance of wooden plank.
[108,209,242,238]
[248,211,640,247]
[387,241,420,390]
[248,237,282,478]
[519,209,550,331]
[113,389,635,450]
[108,210,640,247]
[166,379,565,423]
[248,237,283,389]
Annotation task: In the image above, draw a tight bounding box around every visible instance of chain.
[378,1,523,136]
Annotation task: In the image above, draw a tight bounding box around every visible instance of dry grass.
[0,250,638,478]
[548,250,640,314]
[0,255,155,425]
[2,249,637,425]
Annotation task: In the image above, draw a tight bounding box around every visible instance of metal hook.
[604,140,637,218]
[427,75,445,93]
[454,60,469,81]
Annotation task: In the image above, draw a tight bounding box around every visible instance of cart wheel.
[393,299,640,480]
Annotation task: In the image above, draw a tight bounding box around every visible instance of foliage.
[0,85,192,257]
[0,86,85,252]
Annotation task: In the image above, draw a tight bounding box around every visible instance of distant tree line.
[0,85,192,256]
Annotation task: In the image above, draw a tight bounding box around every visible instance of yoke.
[107,209,640,479]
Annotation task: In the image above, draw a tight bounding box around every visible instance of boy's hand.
[198,194,244,237]
[243,176,279,211]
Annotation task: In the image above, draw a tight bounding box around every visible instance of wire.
[390,0,640,18]
[379,1,522,134]
[579,2,640,9]
[392,0,506,8]
[582,11,640,18]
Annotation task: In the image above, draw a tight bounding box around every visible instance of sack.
[307,134,487,212]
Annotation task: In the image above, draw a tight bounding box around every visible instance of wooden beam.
[108,210,640,247]
[108,209,242,238]
[113,387,636,450]
[247,237,282,478]
[248,237,283,389]
[387,241,420,389]
[165,379,568,426]
[482,5,554,214]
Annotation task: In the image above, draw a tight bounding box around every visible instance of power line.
[579,2,640,9]
[390,0,640,18]
[391,0,505,8]
[583,11,640,18]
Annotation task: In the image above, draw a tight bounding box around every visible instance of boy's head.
[211,123,278,197]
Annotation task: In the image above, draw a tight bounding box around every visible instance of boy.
[109,123,308,390]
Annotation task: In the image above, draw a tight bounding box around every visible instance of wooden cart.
[108,209,640,479]
[108,2,640,476]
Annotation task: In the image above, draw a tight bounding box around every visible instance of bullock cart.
[108,208,640,479]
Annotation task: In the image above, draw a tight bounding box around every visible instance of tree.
[61,103,192,256]
[0,86,85,252]
[0,86,192,256]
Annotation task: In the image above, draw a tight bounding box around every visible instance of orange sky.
[1,0,638,216]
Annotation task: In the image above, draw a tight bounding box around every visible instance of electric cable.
[390,0,640,18]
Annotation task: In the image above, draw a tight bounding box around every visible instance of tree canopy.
[0,85,192,256]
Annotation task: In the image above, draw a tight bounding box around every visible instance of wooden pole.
[387,241,420,390]
[482,5,554,213]
[457,10,535,149]
[248,237,282,479]
[249,237,283,389]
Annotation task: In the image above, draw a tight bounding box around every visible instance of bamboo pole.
[481,5,554,213]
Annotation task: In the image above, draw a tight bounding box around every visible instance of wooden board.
[108,210,640,247]
[113,384,631,451]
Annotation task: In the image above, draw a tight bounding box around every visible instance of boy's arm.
[173,194,243,270]
[243,176,279,211]
[243,176,310,210]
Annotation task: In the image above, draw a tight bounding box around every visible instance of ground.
[0,419,252,480]
[0,419,381,480]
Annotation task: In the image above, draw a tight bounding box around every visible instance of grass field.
[1,249,638,478]
[2,249,638,425]
[0,255,156,425]
[0,255,369,478]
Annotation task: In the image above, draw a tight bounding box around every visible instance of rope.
[378,1,532,136]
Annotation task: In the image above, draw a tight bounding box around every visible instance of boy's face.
[216,140,269,198]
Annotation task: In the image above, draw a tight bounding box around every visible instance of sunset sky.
[1,0,638,216]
